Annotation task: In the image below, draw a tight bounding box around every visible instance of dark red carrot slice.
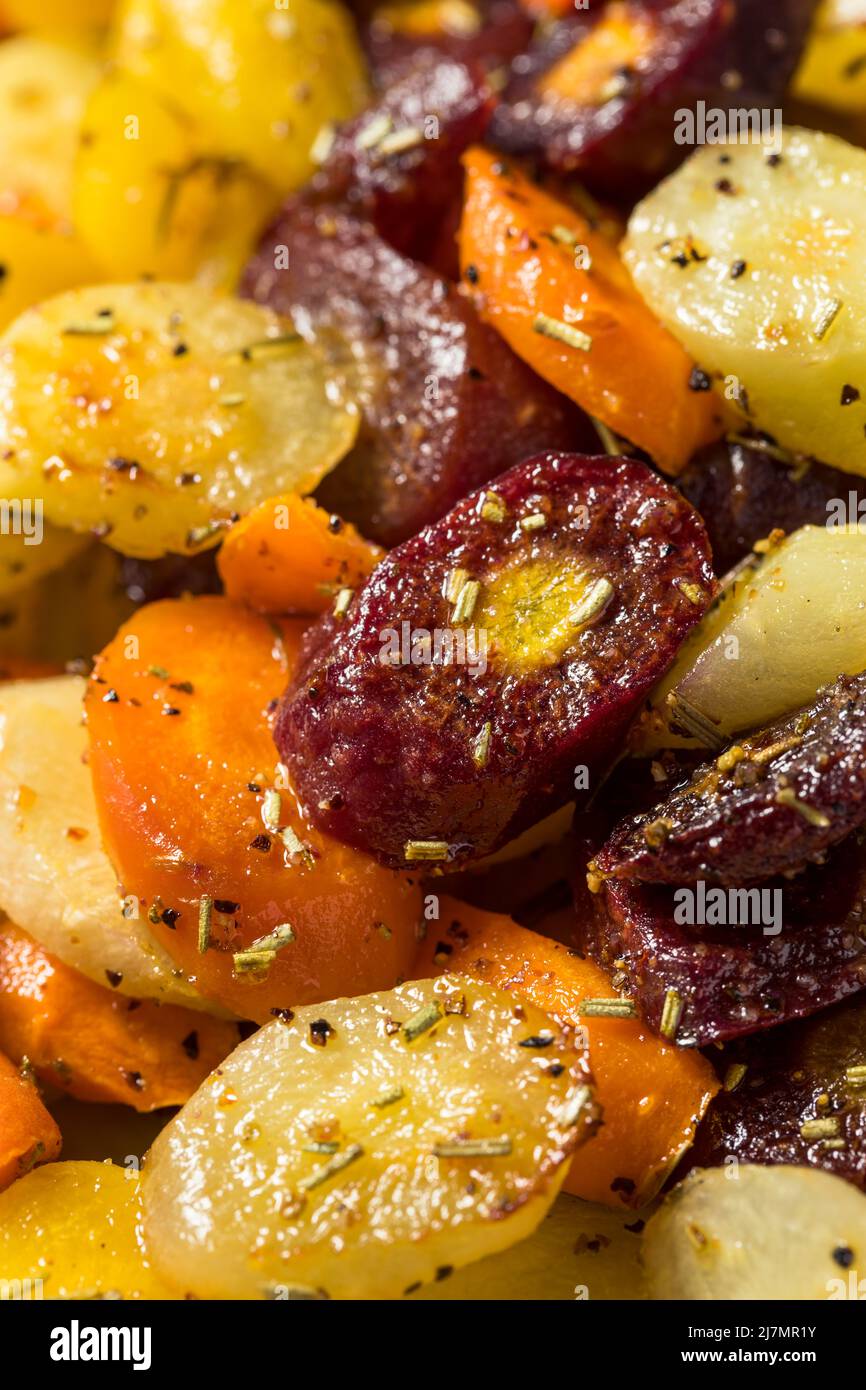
[276,451,715,868]
[242,205,585,545]
[593,673,866,888]
[581,838,866,1048]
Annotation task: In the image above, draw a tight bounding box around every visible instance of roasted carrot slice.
[414,896,718,1206]
[458,146,724,475]
[539,3,660,105]
[218,493,384,617]
[86,596,422,1021]
[0,1048,61,1192]
[0,922,241,1111]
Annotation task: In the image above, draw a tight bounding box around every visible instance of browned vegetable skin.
[678,438,866,575]
[583,837,866,1048]
[688,989,866,1190]
[592,673,866,887]
[276,452,715,868]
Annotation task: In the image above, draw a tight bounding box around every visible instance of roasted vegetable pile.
[3,0,866,1305]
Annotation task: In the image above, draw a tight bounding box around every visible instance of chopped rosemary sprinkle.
[579,998,637,1019]
[844,1065,866,1087]
[813,296,844,341]
[333,587,353,619]
[557,1085,592,1129]
[774,787,831,828]
[520,512,546,531]
[676,579,706,606]
[232,922,296,978]
[480,491,506,524]
[280,825,313,866]
[659,988,684,1040]
[472,721,492,769]
[532,312,592,353]
[433,1136,512,1157]
[403,839,450,862]
[402,1000,443,1043]
[233,949,279,974]
[665,692,726,750]
[356,112,392,149]
[800,1116,841,1141]
[243,922,296,955]
[371,1084,404,1108]
[451,577,480,624]
[262,788,282,834]
[146,664,170,679]
[444,566,469,604]
[198,896,213,953]
[377,126,424,157]
[236,332,301,362]
[571,576,614,629]
[309,122,336,165]
[550,224,580,248]
[297,1142,364,1191]
[62,311,116,336]
[723,1063,748,1092]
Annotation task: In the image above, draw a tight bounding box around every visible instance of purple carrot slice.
[688,991,866,1193]
[581,837,866,1047]
[308,49,494,266]
[242,205,585,545]
[592,673,866,888]
[275,452,715,868]
[489,0,817,197]
[678,437,866,576]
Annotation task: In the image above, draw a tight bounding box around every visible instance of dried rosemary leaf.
[774,786,831,828]
[579,998,637,1019]
[659,988,684,1041]
[403,839,450,862]
[432,1136,513,1158]
[402,1000,443,1044]
[532,312,592,353]
[297,1142,364,1192]
[451,578,480,624]
[198,895,213,954]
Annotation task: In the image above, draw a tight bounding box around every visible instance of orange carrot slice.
[459,146,725,475]
[86,596,422,1021]
[0,1048,61,1191]
[0,921,241,1111]
[414,896,718,1205]
[218,493,384,616]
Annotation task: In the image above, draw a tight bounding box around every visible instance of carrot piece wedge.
[414,896,718,1206]
[0,1048,61,1192]
[86,596,423,1021]
[0,921,241,1111]
[218,493,384,616]
[458,146,725,475]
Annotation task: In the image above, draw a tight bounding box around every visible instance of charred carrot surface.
[0,922,241,1111]
[0,1048,61,1192]
[218,493,384,617]
[458,147,724,475]
[85,596,422,1021]
[414,896,718,1206]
